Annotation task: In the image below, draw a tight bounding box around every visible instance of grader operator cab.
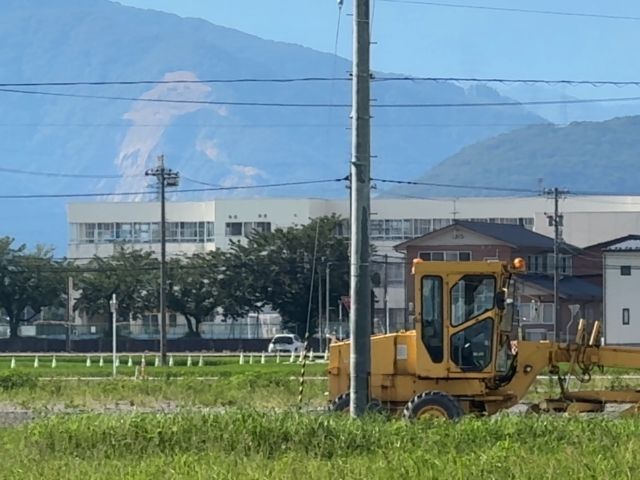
[328,258,640,418]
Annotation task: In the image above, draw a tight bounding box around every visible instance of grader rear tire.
[403,391,464,421]
[328,392,385,414]
[328,392,351,412]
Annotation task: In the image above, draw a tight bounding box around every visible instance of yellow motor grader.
[328,258,640,418]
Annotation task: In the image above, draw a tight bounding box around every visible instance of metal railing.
[199,321,281,340]
[0,320,284,340]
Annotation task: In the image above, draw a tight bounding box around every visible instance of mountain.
[402,116,640,196]
[0,0,546,251]
[496,84,640,125]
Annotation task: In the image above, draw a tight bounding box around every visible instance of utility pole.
[145,155,179,365]
[66,276,73,352]
[383,254,389,334]
[544,187,568,341]
[109,293,117,378]
[318,268,323,353]
[349,0,371,417]
[325,262,331,353]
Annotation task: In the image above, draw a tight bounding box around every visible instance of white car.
[268,334,305,354]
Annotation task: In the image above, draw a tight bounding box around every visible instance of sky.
[117,0,640,99]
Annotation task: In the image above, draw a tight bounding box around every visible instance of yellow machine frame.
[328,259,640,418]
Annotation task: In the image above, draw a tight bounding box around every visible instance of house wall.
[572,244,604,284]
[535,211,640,248]
[604,251,640,344]
[515,280,601,342]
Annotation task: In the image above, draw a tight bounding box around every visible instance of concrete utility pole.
[545,187,568,341]
[349,0,372,417]
[325,262,332,352]
[145,155,180,366]
[383,254,389,334]
[66,276,73,353]
[110,293,117,378]
[318,269,323,352]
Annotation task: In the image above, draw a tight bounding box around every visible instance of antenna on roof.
[451,198,459,220]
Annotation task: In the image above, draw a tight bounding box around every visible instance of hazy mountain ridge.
[1,0,544,250]
[404,115,640,197]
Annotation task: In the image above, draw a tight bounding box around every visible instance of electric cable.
[0,177,347,199]
[377,0,640,22]
[4,86,640,109]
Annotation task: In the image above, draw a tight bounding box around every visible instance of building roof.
[603,239,640,252]
[584,234,640,251]
[395,220,558,251]
[517,274,602,301]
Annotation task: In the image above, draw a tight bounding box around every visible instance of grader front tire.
[403,391,464,421]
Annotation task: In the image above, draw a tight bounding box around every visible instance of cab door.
[446,273,497,377]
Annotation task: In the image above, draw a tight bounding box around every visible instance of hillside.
[0,0,543,250]
[403,116,640,196]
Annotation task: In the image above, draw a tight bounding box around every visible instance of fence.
[0,320,285,341]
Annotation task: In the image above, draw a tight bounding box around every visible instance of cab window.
[450,318,493,371]
[451,275,496,326]
[421,276,443,363]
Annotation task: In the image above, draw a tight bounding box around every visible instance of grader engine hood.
[327,331,417,399]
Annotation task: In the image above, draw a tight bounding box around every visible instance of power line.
[0,77,353,88]
[0,166,138,179]
[378,0,640,21]
[373,177,540,194]
[375,76,640,88]
[0,87,353,108]
[180,177,223,188]
[0,121,553,129]
[4,75,640,88]
[4,174,640,200]
[4,86,640,108]
[0,178,347,199]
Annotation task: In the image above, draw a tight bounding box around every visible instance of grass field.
[1,355,640,410]
[0,356,328,410]
[1,358,640,478]
[1,411,639,479]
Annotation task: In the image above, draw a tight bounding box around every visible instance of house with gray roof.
[603,238,640,345]
[395,220,602,342]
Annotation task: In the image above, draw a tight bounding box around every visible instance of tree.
[167,252,226,337]
[0,237,66,338]
[74,247,159,330]
[228,216,350,335]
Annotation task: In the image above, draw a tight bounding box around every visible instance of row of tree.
[0,217,349,338]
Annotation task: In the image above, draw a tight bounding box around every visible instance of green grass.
[0,371,326,410]
[1,360,640,411]
[1,411,640,479]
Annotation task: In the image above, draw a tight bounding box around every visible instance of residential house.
[603,239,640,345]
[394,221,602,341]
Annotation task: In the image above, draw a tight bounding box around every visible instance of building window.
[623,308,630,326]
[541,303,554,324]
[387,262,405,286]
[524,329,548,341]
[225,222,243,236]
[241,222,272,237]
[96,223,114,242]
[179,222,197,241]
[524,303,554,324]
[205,222,215,241]
[419,251,472,262]
[526,254,571,275]
[621,266,632,276]
[458,251,472,261]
